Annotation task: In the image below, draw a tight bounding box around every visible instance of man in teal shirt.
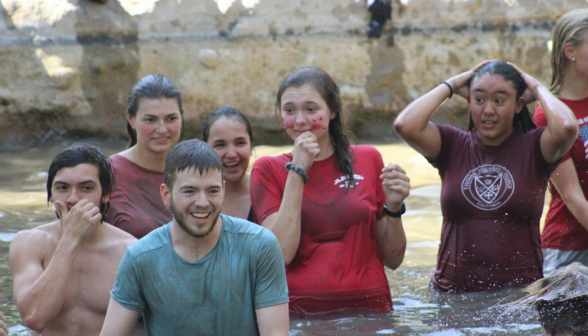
[100,139,289,336]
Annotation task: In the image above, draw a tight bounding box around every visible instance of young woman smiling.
[104,74,183,239]
[251,66,410,314]
[533,9,588,275]
[394,61,578,292]
[202,107,254,221]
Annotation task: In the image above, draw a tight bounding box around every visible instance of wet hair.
[467,61,536,133]
[536,296,588,336]
[46,143,114,216]
[126,74,184,147]
[550,9,588,92]
[201,107,254,144]
[275,66,355,189]
[163,139,224,190]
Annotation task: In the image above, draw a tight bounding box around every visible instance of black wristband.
[441,81,453,99]
[285,162,309,184]
[380,202,406,219]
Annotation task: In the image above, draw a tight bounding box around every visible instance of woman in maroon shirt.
[533,9,588,275]
[104,74,183,238]
[394,61,578,292]
[251,66,410,314]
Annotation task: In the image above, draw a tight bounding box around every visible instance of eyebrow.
[473,88,510,95]
[282,100,320,106]
[53,179,97,186]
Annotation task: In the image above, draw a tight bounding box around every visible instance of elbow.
[565,122,579,140]
[393,117,407,137]
[283,252,294,267]
[385,257,404,271]
[22,313,49,333]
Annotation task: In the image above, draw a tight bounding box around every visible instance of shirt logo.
[461,164,515,211]
[334,174,364,188]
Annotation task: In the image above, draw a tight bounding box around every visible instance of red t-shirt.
[250,146,392,314]
[429,125,558,292]
[103,154,172,239]
[533,96,588,250]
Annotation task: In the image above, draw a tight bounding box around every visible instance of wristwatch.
[380,202,405,219]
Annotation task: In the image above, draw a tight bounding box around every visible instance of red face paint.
[311,124,327,130]
[312,119,316,122]
[282,117,295,129]
[319,117,323,121]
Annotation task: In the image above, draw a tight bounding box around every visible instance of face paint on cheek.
[282,117,295,129]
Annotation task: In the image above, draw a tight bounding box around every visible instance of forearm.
[561,192,588,232]
[262,171,305,265]
[377,213,407,270]
[537,85,578,144]
[17,242,78,331]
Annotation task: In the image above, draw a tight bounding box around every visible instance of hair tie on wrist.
[442,81,453,99]
[285,162,309,184]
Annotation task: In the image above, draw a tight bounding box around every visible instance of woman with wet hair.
[533,9,588,276]
[202,107,254,221]
[104,74,183,239]
[394,60,578,292]
[251,66,410,314]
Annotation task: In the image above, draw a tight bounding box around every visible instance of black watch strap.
[285,162,309,184]
[380,202,405,219]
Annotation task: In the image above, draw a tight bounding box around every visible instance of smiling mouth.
[224,162,240,169]
[191,212,210,220]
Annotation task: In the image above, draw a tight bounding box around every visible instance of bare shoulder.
[103,223,137,248]
[10,222,60,256]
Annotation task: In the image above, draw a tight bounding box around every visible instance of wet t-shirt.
[429,125,558,292]
[104,154,171,239]
[534,97,588,250]
[111,215,289,336]
[251,146,392,314]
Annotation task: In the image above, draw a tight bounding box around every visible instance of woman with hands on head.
[251,66,410,315]
[533,9,588,275]
[394,60,578,292]
[104,74,183,239]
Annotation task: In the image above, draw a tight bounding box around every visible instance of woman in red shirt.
[104,74,183,238]
[251,66,410,314]
[533,9,588,275]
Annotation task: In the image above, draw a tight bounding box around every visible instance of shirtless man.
[9,143,137,336]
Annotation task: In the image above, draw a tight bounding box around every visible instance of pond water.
[0,141,544,335]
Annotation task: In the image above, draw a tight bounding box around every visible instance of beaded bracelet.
[285,162,309,184]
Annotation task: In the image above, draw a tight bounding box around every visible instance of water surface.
[0,142,542,335]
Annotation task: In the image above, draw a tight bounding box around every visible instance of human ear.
[127,111,136,129]
[161,183,171,208]
[564,42,576,62]
[515,96,525,114]
[330,110,336,120]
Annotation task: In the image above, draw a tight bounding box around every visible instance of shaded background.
[0,0,585,150]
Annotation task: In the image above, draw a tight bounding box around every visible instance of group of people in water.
[3,7,588,336]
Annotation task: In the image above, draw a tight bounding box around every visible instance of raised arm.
[256,303,289,336]
[376,163,410,270]
[99,298,140,336]
[394,60,492,161]
[549,159,588,231]
[508,63,578,163]
[9,200,101,332]
[259,132,319,266]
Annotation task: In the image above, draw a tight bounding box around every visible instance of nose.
[67,189,80,207]
[156,120,167,133]
[295,111,307,125]
[482,102,495,115]
[193,191,210,208]
[226,145,237,158]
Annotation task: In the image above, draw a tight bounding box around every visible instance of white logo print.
[334,174,364,188]
[461,164,515,211]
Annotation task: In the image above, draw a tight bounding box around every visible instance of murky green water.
[0,142,543,335]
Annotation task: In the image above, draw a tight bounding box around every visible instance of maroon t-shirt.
[251,146,392,314]
[534,97,588,250]
[104,154,172,239]
[429,125,558,292]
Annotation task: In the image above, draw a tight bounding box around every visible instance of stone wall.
[0,0,586,149]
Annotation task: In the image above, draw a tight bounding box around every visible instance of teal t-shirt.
[111,214,289,336]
